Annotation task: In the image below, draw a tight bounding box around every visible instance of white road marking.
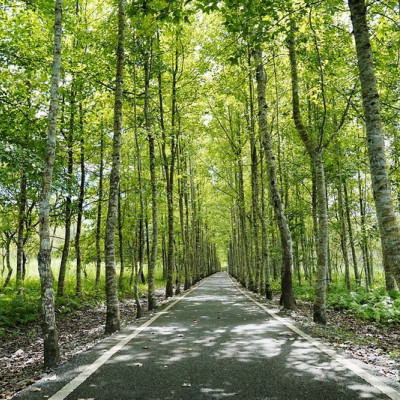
[49,280,207,400]
[228,275,400,400]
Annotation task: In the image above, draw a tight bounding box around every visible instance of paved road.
[16,273,400,399]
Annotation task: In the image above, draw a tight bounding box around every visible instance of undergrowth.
[0,266,166,335]
[290,282,400,324]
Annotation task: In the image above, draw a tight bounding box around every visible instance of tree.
[254,49,296,310]
[104,0,125,334]
[37,0,62,368]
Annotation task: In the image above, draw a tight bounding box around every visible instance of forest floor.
[0,289,168,400]
[262,293,400,383]
[1,284,400,400]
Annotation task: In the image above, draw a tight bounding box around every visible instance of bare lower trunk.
[338,181,351,291]
[58,90,74,298]
[349,0,400,290]
[2,236,13,289]
[248,58,261,293]
[343,180,360,286]
[95,133,104,290]
[254,49,296,310]
[118,188,124,289]
[313,154,328,323]
[105,0,125,334]
[260,144,272,300]
[133,238,143,318]
[16,171,27,286]
[37,0,62,368]
[75,122,85,297]
[144,39,157,311]
[163,41,178,298]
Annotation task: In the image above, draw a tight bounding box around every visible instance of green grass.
[267,271,400,324]
[0,262,167,334]
[286,274,400,324]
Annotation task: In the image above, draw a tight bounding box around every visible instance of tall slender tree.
[254,49,296,310]
[104,0,125,334]
[37,0,63,368]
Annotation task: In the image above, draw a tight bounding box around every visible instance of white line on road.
[228,274,400,400]
[49,279,207,400]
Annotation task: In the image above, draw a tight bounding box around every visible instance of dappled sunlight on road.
[27,273,394,400]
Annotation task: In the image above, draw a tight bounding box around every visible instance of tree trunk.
[37,0,62,368]
[163,40,178,298]
[57,91,74,298]
[16,171,27,286]
[260,142,272,299]
[358,169,371,288]
[118,188,124,289]
[132,52,145,309]
[349,0,400,290]
[248,54,261,293]
[287,22,328,322]
[75,107,85,297]
[236,130,253,290]
[104,0,125,334]
[343,180,360,286]
[146,39,157,311]
[337,181,351,291]
[95,132,104,290]
[313,154,329,323]
[254,49,296,310]
[2,235,13,289]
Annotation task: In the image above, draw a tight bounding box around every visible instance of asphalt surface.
[14,272,400,399]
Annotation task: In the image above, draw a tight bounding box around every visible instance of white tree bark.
[37,0,62,368]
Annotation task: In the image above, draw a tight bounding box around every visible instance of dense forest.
[1,0,400,379]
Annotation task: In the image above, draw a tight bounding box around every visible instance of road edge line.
[227,274,400,400]
[49,278,208,400]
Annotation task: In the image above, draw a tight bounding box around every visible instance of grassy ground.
[271,272,400,324]
[0,259,166,334]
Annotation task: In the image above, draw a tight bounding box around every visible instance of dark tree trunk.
[16,171,27,286]
[95,132,104,290]
[57,89,74,299]
[2,234,13,289]
[118,188,124,289]
[145,38,157,311]
[343,181,360,286]
[75,106,85,297]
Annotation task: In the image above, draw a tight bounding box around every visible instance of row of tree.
[1,0,399,368]
[1,0,223,368]
[220,0,400,324]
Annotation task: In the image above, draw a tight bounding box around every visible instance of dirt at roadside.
[261,294,400,383]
